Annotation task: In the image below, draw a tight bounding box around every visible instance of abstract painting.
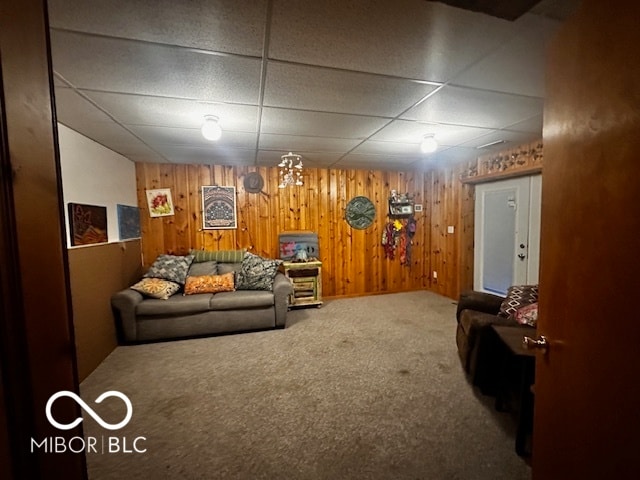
[117,204,141,240]
[68,203,108,246]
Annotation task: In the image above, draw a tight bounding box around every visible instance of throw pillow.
[144,254,194,285]
[235,252,282,291]
[499,284,539,318]
[131,278,180,300]
[190,249,246,263]
[184,272,235,295]
[187,260,218,277]
[514,302,538,327]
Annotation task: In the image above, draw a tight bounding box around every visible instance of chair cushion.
[136,293,213,316]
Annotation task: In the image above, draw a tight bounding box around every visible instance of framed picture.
[202,186,237,230]
[68,202,108,246]
[117,204,141,240]
[146,188,174,217]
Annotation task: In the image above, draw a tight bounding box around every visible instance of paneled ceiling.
[48,0,579,170]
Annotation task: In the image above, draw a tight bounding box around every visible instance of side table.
[491,324,536,457]
[281,260,322,308]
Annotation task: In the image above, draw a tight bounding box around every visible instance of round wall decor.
[345,196,376,230]
[243,172,264,193]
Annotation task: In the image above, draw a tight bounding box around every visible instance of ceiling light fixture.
[278,152,304,188]
[420,134,438,154]
[201,115,222,141]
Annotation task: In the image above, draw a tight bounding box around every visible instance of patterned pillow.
[184,272,234,295]
[514,302,538,327]
[131,278,180,300]
[144,254,194,285]
[235,252,282,291]
[499,284,539,318]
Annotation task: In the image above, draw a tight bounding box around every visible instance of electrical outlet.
[433,271,438,279]
[447,225,455,234]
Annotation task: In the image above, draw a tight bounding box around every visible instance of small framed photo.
[146,189,174,217]
[202,186,237,230]
[414,204,423,212]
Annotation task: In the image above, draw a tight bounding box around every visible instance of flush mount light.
[420,134,438,154]
[201,115,222,141]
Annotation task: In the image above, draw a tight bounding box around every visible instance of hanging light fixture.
[420,134,438,154]
[201,115,222,141]
[278,152,304,188]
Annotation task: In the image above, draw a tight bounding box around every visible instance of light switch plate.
[447,225,455,234]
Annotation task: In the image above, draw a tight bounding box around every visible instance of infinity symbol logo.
[46,391,133,431]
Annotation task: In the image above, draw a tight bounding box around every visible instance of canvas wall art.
[117,204,141,240]
[68,202,108,246]
[146,188,174,217]
[202,186,237,229]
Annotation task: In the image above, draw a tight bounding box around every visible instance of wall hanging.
[382,191,417,266]
[146,188,174,217]
[68,202,108,246]
[202,185,237,230]
[345,196,376,230]
[117,204,140,240]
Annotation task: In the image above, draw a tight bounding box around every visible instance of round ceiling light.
[420,134,438,154]
[201,115,222,141]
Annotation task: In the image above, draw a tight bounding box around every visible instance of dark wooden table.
[491,324,536,457]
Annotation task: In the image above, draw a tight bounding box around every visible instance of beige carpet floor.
[80,291,531,480]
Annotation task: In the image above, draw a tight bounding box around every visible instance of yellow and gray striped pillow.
[190,249,246,263]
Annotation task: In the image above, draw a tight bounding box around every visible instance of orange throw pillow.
[184,272,235,295]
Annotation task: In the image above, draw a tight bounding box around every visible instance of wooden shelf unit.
[281,260,322,308]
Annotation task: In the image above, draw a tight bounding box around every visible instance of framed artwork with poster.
[202,186,237,230]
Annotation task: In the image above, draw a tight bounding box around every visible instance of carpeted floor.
[80,291,531,480]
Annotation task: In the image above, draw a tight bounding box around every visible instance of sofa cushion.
[235,252,282,291]
[514,302,539,327]
[191,249,246,263]
[217,263,242,275]
[130,278,180,300]
[209,290,274,310]
[498,284,539,318]
[136,293,214,316]
[144,254,194,285]
[187,260,217,276]
[184,272,235,295]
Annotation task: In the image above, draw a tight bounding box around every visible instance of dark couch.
[455,290,535,390]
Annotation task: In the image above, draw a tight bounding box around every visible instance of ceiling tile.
[263,62,440,117]
[83,91,260,131]
[51,31,262,104]
[48,0,267,56]
[129,125,257,149]
[269,0,518,82]
[370,119,493,146]
[350,141,422,157]
[461,130,540,150]
[156,146,256,165]
[503,114,543,133]
[258,134,360,153]
[423,146,478,165]
[54,87,113,124]
[402,85,544,130]
[260,108,389,139]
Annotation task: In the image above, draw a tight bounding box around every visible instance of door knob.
[523,335,548,353]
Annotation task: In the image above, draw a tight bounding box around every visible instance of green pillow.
[190,249,246,263]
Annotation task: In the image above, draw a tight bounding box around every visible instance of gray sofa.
[111,260,292,343]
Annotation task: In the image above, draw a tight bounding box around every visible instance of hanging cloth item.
[382,222,396,259]
[403,216,417,266]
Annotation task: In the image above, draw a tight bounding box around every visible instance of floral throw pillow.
[514,302,538,327]
[498,284,539,318]
[131,278,180,300]
[235,252,282,291]
[184,272,235,295]
[144,254,194,285]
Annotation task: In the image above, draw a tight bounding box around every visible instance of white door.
[474,175,541,295]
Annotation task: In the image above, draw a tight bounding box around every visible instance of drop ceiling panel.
[450,18,559,97]
[503,114,543,133]
[156,146,255,165]
[424,146,478,165]
[129,125,257,149]
[337,154,418,171]
[54,87,114,124]
[259,134,360,153]
[350,141,423,157]
[50,31,262,104]
[370,119,493,145]
[260,108,389,139]
[269,0,518,82]
[263,62,440,117]
[83,92,260,131]
[461,130,540,150]
[48,0,267,56]
[402,85,543,129]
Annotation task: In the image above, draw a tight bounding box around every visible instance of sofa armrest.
[456,290,504,322]
[111,288,143,342]
[273,272,293,327]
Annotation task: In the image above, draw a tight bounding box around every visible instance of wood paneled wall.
[136,163,433,298]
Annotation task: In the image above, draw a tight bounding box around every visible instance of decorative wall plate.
[243,172,264,193]
[345,196,376,230]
